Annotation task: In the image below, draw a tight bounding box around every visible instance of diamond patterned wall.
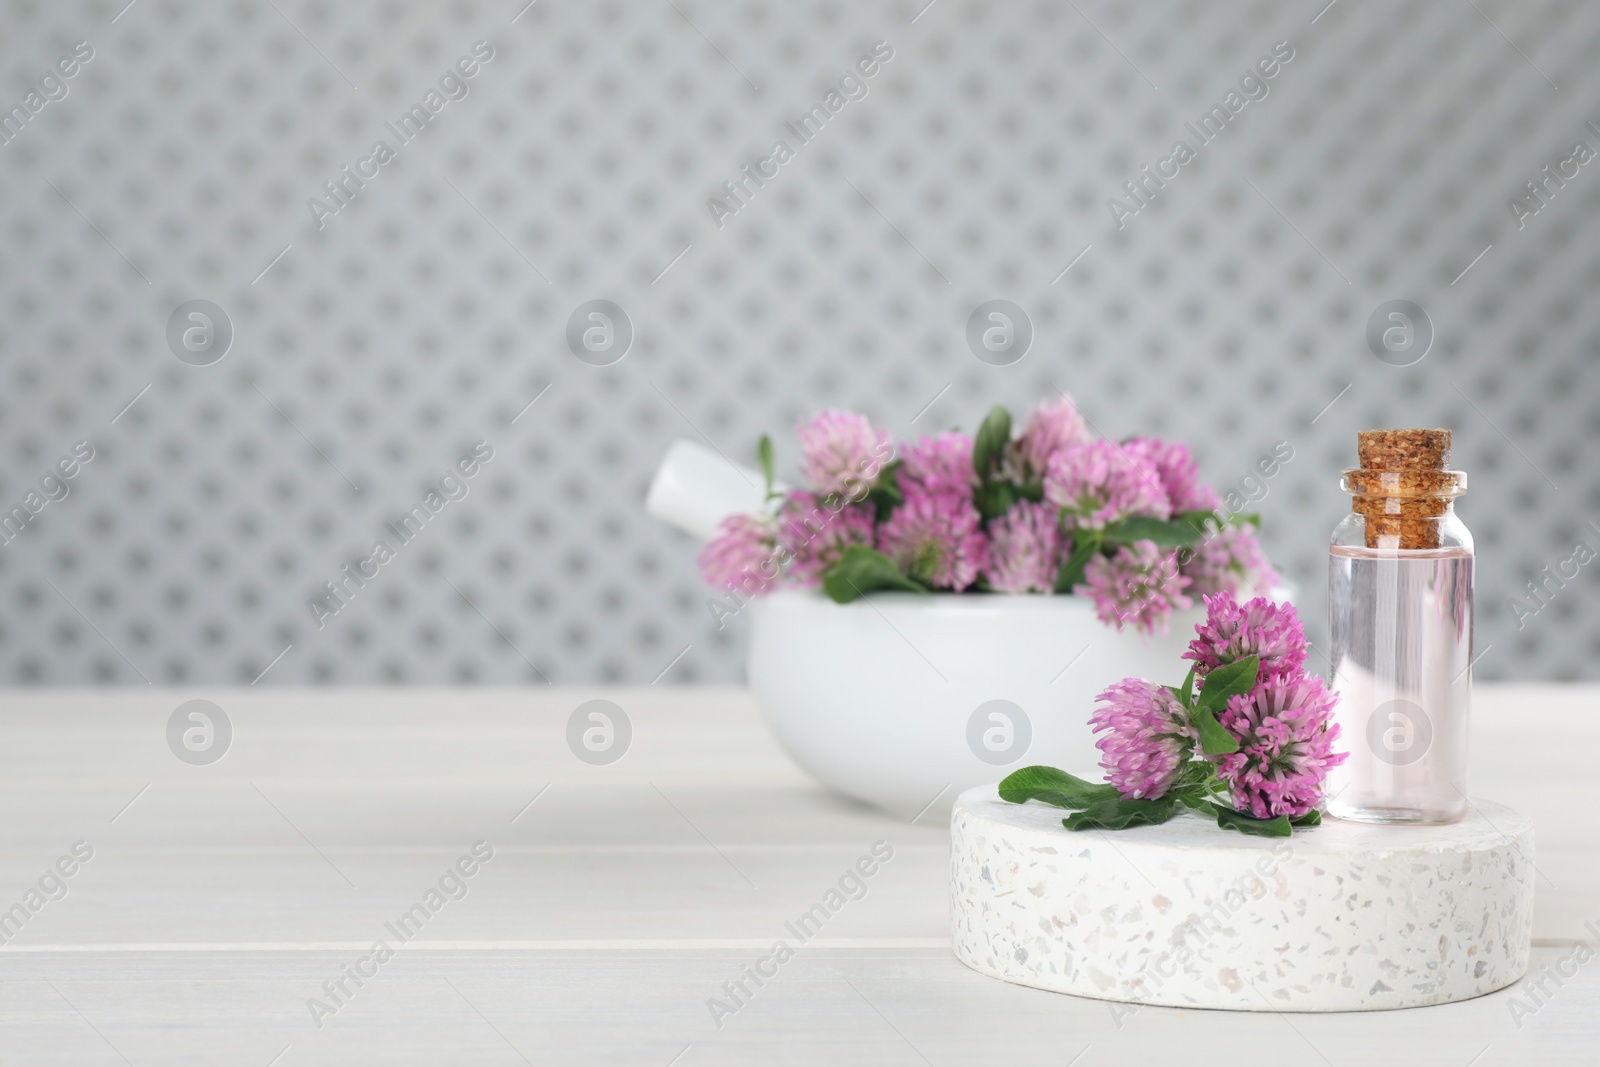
[2,0,1597,685]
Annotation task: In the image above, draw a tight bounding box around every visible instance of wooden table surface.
[0,684,1594,1066]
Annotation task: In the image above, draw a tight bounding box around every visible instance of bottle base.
[1328,806,1465,826]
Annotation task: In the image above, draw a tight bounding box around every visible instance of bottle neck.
[1346,498,1456,517]
[1341,468,1466,551]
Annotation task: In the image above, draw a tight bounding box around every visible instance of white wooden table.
[0,685,1594,1065]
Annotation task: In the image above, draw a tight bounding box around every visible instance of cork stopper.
[1343,429,1464,550]
[1357,428,1451,472]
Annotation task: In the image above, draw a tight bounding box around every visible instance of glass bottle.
[1326,430,1472,824]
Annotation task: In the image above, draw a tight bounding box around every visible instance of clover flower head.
[698,514,780,597]
[1004,396,1092,483]
[778,490,876,587]
[1090,678,1194,799]
[876,488,988,590]
[900,432,978,499]
[1123,436,1222,514]
[984,500,1064,594]
[1184,592,1307,681]
[798,409,892,498]
[1044,440,1172,530]
[1212,676,1346,819]
[1075,539,1193,636]
[1182,524,1279,599]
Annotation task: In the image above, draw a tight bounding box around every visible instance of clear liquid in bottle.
[1326,545,1472,823]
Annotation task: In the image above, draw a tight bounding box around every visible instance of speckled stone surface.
[951,785,1534,1012]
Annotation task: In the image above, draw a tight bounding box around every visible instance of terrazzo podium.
[951,785,1535,1011]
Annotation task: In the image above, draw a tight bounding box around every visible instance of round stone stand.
[950,785,1534,1012]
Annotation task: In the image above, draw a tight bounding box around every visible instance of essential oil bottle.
[1326,429,1472,824]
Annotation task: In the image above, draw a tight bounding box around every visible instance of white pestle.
[644,439,785,541]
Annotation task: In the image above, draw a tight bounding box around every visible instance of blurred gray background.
[1,0,1595,685]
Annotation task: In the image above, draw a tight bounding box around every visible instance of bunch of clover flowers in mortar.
[999,592,1348,837]
[697,396,1276,634]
